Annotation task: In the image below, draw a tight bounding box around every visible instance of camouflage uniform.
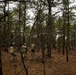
[9,46,17,60]
[21,43,27,57]
[31,43,35,56]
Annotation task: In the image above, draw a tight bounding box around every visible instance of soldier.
[21,43,28,57]
[9,45,17,60]
[31,43,36,57]
[44,44,48,49]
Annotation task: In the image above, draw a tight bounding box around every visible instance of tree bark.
[0,48,3,75]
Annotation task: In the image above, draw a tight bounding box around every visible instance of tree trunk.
[47,0,53,57]
[0,48,3,75]
[63,10,66,55]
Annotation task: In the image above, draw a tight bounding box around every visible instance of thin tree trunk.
[18,3,28,75]
[66,0,70,62]
[3,1,8,52]
[43,60,46,75]
[63,10,66,55]
[47,0,53,58]
[62,0,70,62]
[20,50,28,75]
[19,2,22,47]
[23,2,26,44]
[0,48,3,75]
[74,24,76,51]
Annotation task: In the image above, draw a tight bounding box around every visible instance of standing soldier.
[21,43,28,57]
[9,45,17,60]
[31,43,36,57]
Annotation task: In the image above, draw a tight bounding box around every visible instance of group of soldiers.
[9,43,35,60]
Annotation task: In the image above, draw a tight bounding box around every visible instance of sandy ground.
[1,48,76,75]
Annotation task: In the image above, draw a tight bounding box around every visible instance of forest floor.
[1,48,76,75]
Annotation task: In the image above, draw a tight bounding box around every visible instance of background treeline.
[0,0,76,54]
